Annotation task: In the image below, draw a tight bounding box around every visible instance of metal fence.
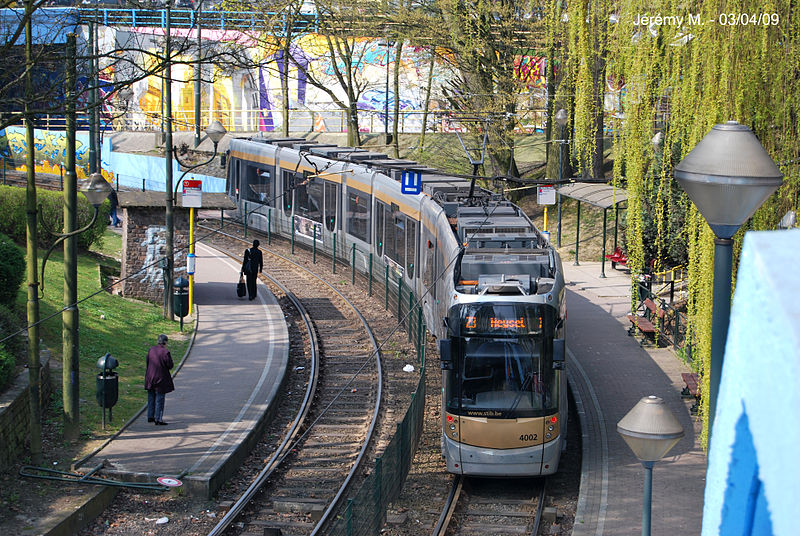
[7,106,548,135]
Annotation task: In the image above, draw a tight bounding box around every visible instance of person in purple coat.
[145,334,175,425]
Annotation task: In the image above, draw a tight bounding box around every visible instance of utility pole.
[63,34,80,441]
[88,19,97,173]
[194,1,202,148]
[93,16,101,172]
[165,4,175,320]
[24,0,42,465]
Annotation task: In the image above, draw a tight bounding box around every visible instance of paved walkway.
[78,242,290,498]
[563,261,706,536]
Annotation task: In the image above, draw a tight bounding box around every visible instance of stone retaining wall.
[0,350,52,471]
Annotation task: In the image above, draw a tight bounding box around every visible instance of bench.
[605,246,628,267]
[627,314,656,338]
[643,298,667,322]
[681,372,701,415]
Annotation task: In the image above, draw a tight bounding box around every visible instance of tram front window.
[448,337,556,417]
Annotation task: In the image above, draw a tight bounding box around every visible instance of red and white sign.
[157,476,183,487]
[182,179,202,208]
[537,185,556,205]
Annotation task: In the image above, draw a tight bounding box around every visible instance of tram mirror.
[439,339,454,370]
[553,339,565,369]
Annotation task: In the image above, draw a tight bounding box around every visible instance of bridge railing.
[76,8,318,32]
[6,106,548,135]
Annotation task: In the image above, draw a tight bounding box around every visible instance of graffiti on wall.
[0,126,98,178]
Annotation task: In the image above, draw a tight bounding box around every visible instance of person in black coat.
[108,188,121,227]
[145,334,175,425]
[241,239,263,301]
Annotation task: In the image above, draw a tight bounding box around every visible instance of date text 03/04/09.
[633,12,780,27]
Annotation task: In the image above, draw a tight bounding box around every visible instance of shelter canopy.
[557,183,627,209]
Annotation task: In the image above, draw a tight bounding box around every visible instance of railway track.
[199,226,392,535]
[433,476,547,536]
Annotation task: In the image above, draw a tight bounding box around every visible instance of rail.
[206,247,321,536]
[198,219,429,535]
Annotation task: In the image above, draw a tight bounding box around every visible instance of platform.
[563,261,706,535]
[77,242,290,498]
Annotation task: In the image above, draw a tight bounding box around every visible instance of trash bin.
[173,276,189,319]
[96,353,119,427]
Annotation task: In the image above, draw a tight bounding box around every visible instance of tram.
[225,136,567,476]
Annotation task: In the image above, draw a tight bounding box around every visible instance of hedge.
[0,233,25,307]
[0,185,109,251]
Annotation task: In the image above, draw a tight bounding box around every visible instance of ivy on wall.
[551,0,799,447]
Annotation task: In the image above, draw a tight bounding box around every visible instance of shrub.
[0,234,25,307]
[0,303,25,362]
[0,185,109,250]
[0,344,14,391]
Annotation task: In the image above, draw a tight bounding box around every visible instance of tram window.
[376,202,387,257]
[407,219,417,279]
[324,181,339,232]
[346,190,371,243]
[396,215,406,268]
[384,207,396,260]
[423,232,435,290]
[453,338,556,415]
[282,170,299,215]
[296,175,323,223]
[244,165,273,204]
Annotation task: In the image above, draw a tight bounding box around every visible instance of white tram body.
[226,136,567,477]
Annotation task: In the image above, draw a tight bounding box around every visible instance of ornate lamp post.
[41,171,111,439]
[617,396,684,536]
[170,120,226,318]
[674,121,782,431]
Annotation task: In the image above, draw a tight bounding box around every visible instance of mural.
[0,126,105,179]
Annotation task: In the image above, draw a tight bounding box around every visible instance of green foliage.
[0,302,25,365]
[0,233,25,307]
[0,185,109,251]
[0,343,14,391]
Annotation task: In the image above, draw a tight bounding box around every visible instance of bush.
[0,344,14,391]
[0,185,109,250]
[0,233,25,307]
[0,303,25,361]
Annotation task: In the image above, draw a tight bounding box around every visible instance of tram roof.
[556,182,628,210]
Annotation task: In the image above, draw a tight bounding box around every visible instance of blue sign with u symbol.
[401,170,422,195]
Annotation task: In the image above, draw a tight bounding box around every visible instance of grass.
[17,229,192,447]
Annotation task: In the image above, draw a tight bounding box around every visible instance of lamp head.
[204,120,227,145]
[82,172,112,207]
[555,108,568,127]
[617,395,684,462]
[674,121,783,239]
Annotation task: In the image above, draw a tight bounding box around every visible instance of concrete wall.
[120,207,189,303]
[0,351,52,471]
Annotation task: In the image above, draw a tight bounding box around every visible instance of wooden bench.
[627,313,656,338]
[681,372,701,415]
[644,298,667,323]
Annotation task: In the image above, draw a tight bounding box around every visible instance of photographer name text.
[634,12,780,27]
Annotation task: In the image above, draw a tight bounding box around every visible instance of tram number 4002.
[519,433,538,442]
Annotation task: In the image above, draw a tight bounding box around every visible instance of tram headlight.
[548,425,554,431]
[450,424,456,430]
[546,432,552,439]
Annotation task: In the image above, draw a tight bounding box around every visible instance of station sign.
[401,170,422,195]
[537,184,556,205]
[182,179,202,208]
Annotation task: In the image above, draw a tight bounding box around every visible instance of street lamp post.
[617,396,685,536]
[40,172,111,440]
[674,121,783,431]
[171,120,227,317]
[555,109,568,248]
[381,41,394,145]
